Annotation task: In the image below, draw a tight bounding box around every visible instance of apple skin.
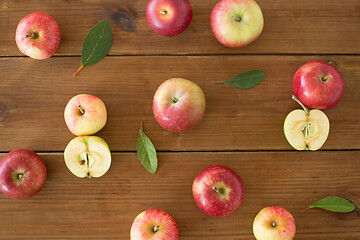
[0,149,47,200]
[146,0,192,37]
[293,61,344,110]
[153,78,206,132]
[253,206,296,240]
[64,94,107,136]
[130,209,179,240]
[210,0,264,48]
[15,12,60,59]
[192,165,245,217]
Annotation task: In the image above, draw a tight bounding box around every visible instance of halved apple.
[64,136,111,178]
[284,95,330,151]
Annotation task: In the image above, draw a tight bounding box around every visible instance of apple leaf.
[221,70,266,88]
[73,20,113,76]
[310,196,356,213]
[136,122,158,174]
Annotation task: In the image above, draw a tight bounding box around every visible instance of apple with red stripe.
[210,0,264,48]
[293,61,344,110]
[130,209,179,240]
[153,78,206,132]
[253,206,296,240]
[192,165,245,217]
[0,149,47,200]
[146,0,192,37]
[15,12,60,59]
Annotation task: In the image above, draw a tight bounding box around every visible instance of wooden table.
[1,0,360,239]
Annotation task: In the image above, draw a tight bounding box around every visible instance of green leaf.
[137,127,158,174]
[310,196,356,213]
[73,20,112,76]
[82,20,112,67]
[222,70,267,88]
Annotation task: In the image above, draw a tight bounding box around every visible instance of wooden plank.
[1,0,360,56]
[0,55,359,152]
[0,152,358,239]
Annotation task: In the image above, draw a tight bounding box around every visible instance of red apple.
[0,149,47,200]
[64,94,107,136]
[293,61,344,110]
[15,12,60,59]
[210,0,264,48]
[192,165,245,217]
[146,0,192,37]
[253,206,296,240]
[153,78,206,132]
[130,209,179,240]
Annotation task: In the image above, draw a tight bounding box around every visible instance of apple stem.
[271,221,276,227]
[292,95,309,114]
[160,10,167,15]
[140,120,144,131]
[172,96,179,103]
[212,186,223,194]
[153,225,160,233]
[18,173,24,180]
[231,14,241,22]
[26,32,38,39]
[78,105,85,115]
[321,75,333,82]
[73,65,84,77]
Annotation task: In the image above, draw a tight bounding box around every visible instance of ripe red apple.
[130,209,179,240]
[15,12,60,59]
[192,165,245,217]
[0,149,47,200]
[293,61,344,110]
[153,78,206,132]
[146,0,192,37]
[64,94,107,136]
[210,0,264,48]
[253,206,296,240]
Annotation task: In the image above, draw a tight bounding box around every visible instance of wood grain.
[0,152,358,239]
[0,55,359,152]
[1,0,360,56]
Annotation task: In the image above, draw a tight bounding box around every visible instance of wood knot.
[0,103,10,121]
[101,6,137,32]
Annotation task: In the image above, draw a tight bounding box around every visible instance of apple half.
[284,95,329,151]
[64,136,111,178]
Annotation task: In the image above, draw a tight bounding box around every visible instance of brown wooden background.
[1,0,360,239]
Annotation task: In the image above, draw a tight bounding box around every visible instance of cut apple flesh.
[284,109,329,150]
[64,136,111,178]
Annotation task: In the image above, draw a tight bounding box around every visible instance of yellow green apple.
[64,94,107,136]
[210,0,264,48]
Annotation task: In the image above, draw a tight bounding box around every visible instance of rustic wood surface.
[1,0,360,239]
[0,152,359,240]
[1,0,360,55]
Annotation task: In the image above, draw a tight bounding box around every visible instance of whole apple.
[153,78,206,132]
[146,0,192,37]
[0,149,47,200]
[15,12,60,59]
[210,0,264,48]
[192,165,245,217]
[130,209,179,240]
[253,206,296,240]
[64,94,107,136]
[293,61,344,110]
